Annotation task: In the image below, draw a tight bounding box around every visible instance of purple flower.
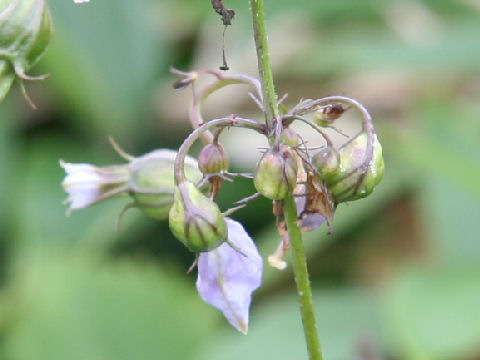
[196,219,263,334]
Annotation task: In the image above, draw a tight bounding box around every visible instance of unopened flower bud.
[169,181,227,252]
[320,133,384,203]
[253,146,298,200]
[198,143,229,174]
[312,147,340,182]
[129,150,202,220]
[281,127,300,147]
[0,0,53,103]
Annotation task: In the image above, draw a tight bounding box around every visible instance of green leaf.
[197,289,386,360]
[2,251,217,360]
[383,265,480,359]
[44,0,165,137]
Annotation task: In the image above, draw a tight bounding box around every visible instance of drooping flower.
[196,219,262,334]
[60,161,129,214]
[60,148,203,218]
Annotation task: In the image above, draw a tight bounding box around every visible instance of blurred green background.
[1,0,480,359]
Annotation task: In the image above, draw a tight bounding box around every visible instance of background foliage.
[1,0,480,359]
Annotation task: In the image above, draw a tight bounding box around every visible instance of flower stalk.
[249,1,324,359]
[284,195,323,360]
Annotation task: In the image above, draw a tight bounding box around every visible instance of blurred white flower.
[60,161,129,214]
[73,0,90,4]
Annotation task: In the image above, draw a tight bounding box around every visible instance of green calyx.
[0,0,53,103]
[254,147,298,200]
[315,132,384,203]
[169,181,227,252]
[129,150,203,220]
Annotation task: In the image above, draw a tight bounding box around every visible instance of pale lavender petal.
[196,219,262,334]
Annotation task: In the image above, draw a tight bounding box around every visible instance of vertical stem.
[284,195,323,360]
[249,1,323,358]
[250,0,278,130]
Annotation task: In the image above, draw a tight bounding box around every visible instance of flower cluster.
[60,67,383,333]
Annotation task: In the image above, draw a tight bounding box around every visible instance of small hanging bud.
[312,147,340,182]
[281,127,300,147]
[198,143,229,174]
[169,181,228,252]
[129,150,202,220]
[316,133,384,203]
[0,0,53,104]
[253,146,298,200]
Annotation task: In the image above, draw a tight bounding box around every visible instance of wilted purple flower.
[196,218,262,334]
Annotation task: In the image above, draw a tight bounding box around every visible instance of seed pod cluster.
[313,132,384,203]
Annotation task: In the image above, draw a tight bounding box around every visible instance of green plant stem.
[250,0,278,130]
[284,195,323,360]
[249,1,324,358]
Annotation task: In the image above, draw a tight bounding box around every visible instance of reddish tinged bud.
[198,143,229,174]
[253,146,298,200]
[281,127,300,147]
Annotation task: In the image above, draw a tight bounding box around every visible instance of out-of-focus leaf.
[196,289,385,360]
[0,102,15,224]
[417,176,480,262]
[9,135,145,249]
[2,251,217,360]
[45,0,164,137]
[290,20,480,76]
[383,265,480,359]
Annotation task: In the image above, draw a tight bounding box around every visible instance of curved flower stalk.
[171,68,263,144]
[197,218,262,334]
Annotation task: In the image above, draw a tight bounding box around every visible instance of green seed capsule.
[320,133,384,203]
[169,181,227,252]
[253,147,298,200]
[312,147,340,182]
[0,0,53,103]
